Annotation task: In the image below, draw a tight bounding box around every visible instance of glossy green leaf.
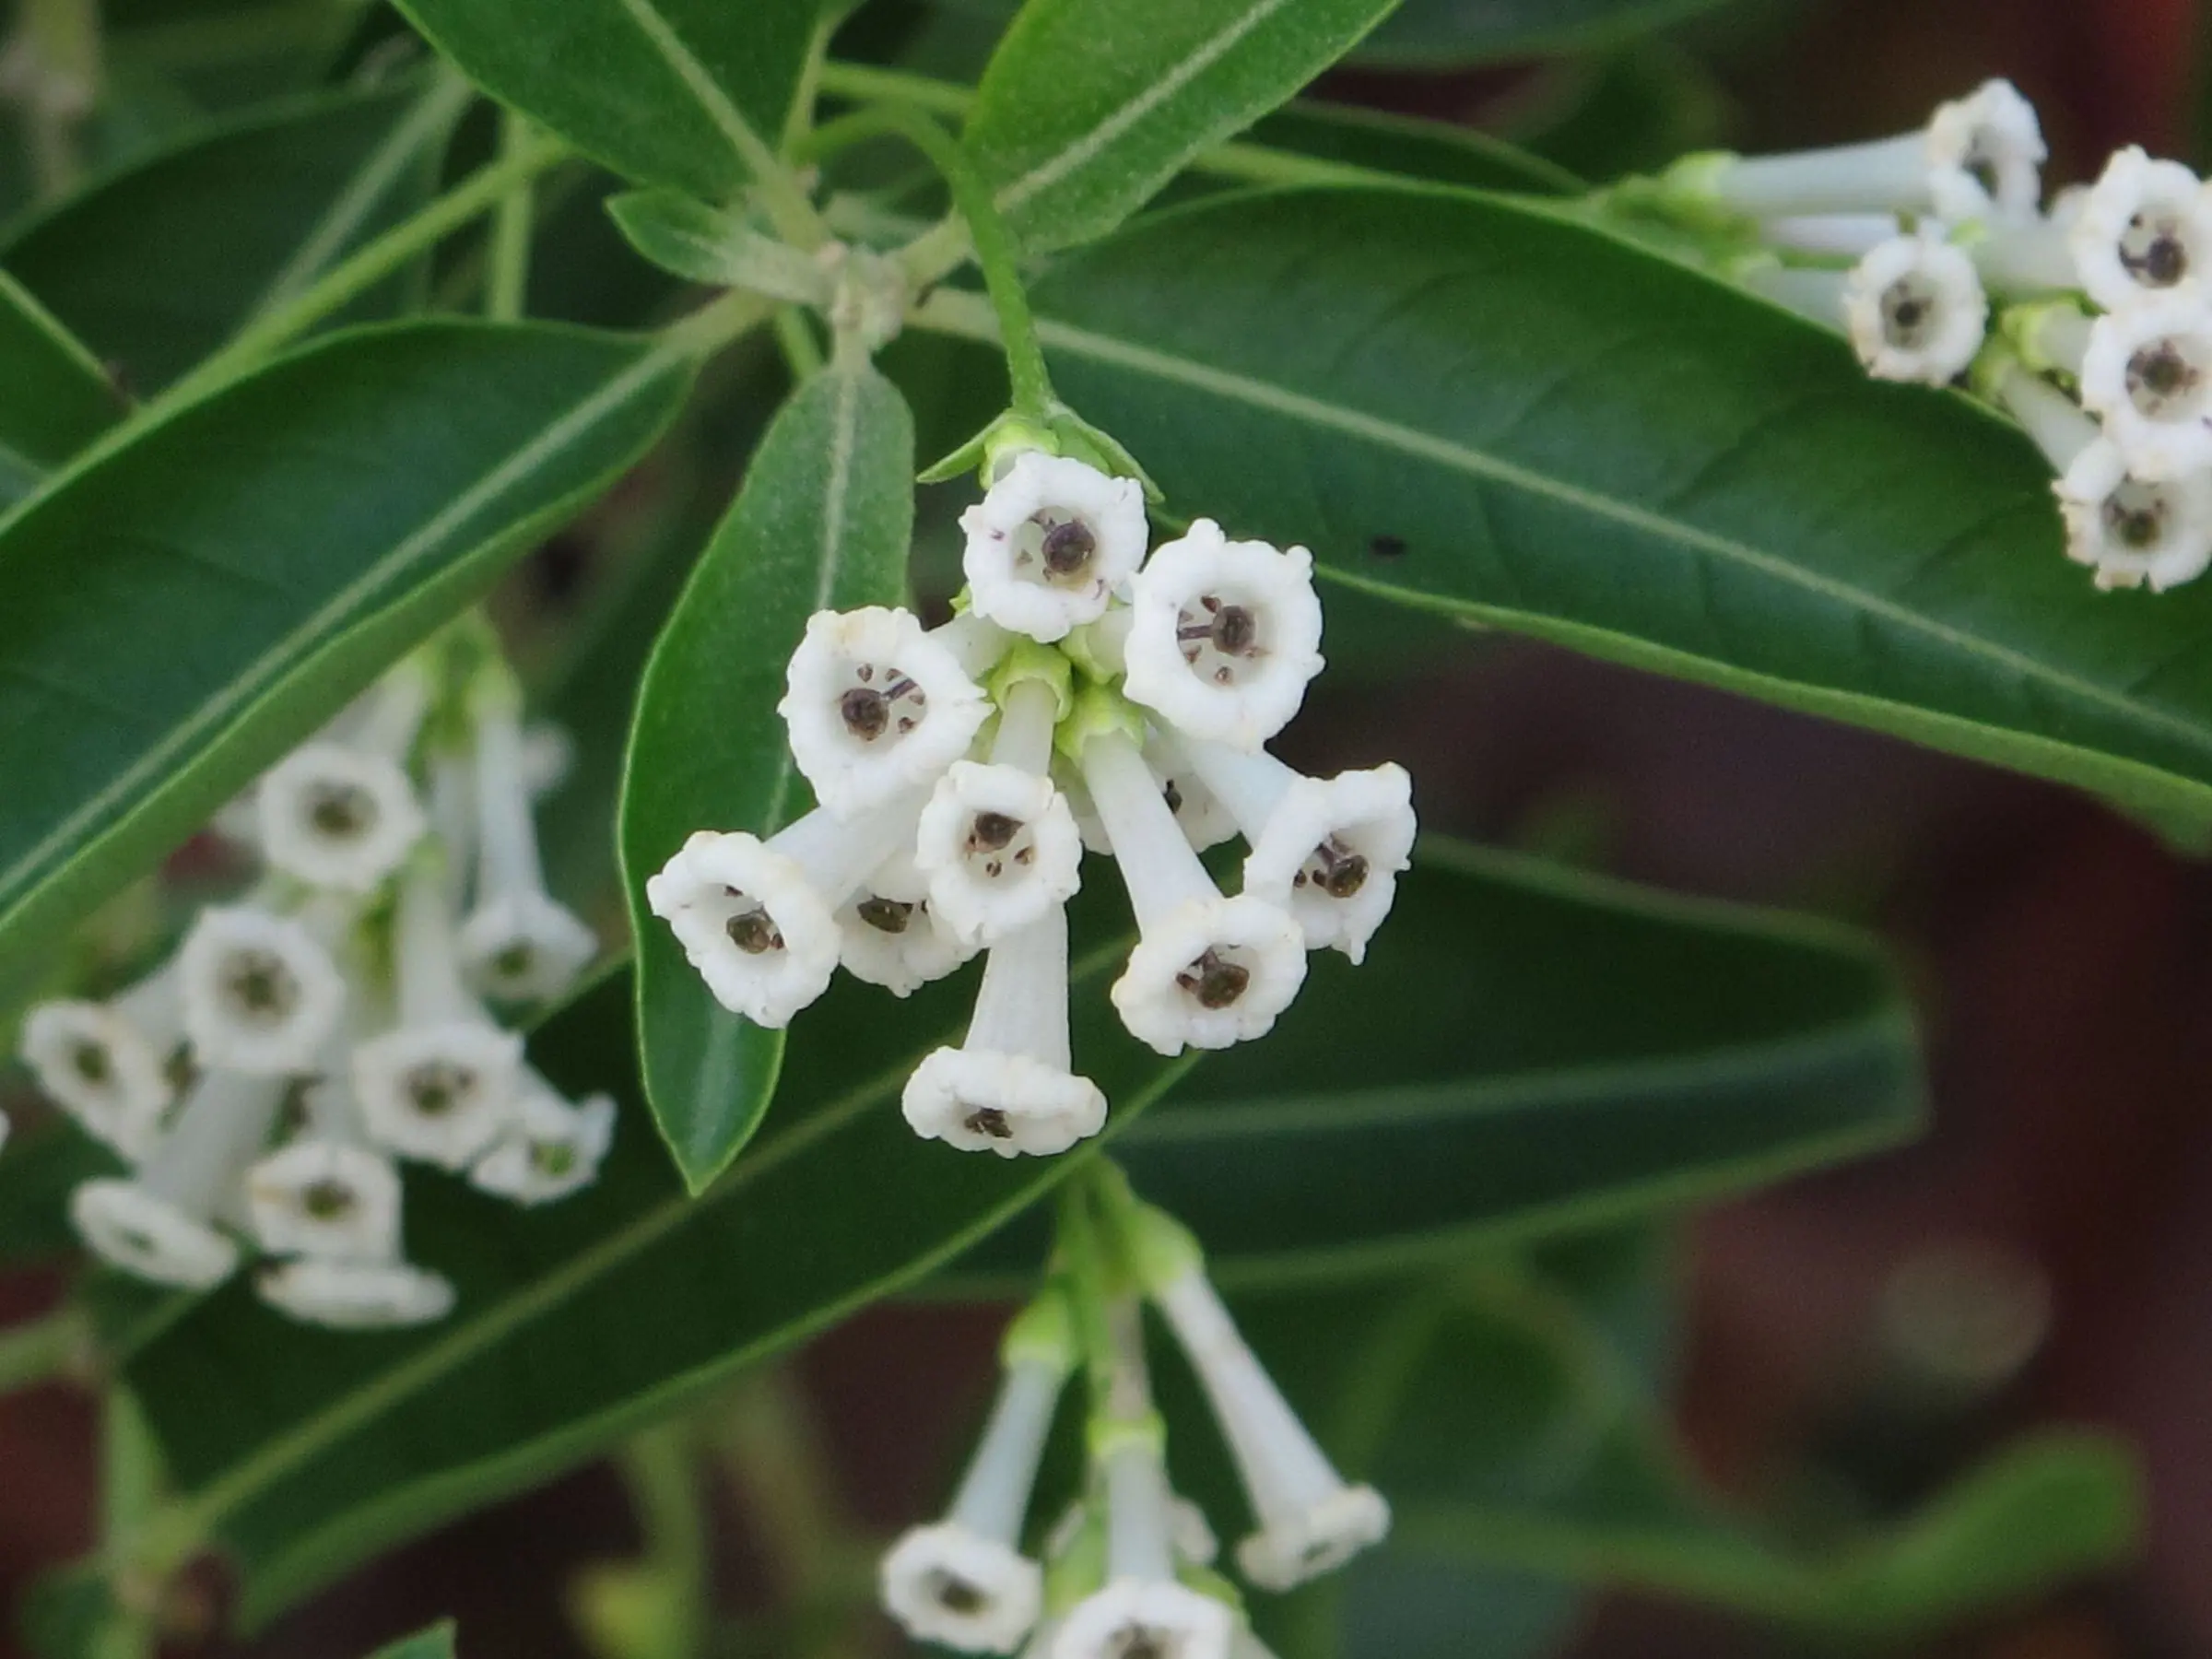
[0,76,471,391]
[391,0,818,202]
[1243,100,1583,194]
[964,0,1401,252]
[367,1622,458,1659]
[0,1124,118,1265]
[122,843,1908,1621]
[914,185,2212,834]
[0,272,120,506]
[0,321,696,1007]
[1356,0,1733,65]
[604,188,830,301]
[619,361,915,1190]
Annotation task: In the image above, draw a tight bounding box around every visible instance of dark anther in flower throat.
[964,1105,1014,1139]
[492,941,536,982]
[969,812,1021,853]
[302,1179,356,1220]
[1881,279,1933,345]
[1178,948,1251,1009]
[1962,143,2001,201]
[1161,779,1184,814]
[1109,1628,1169,1659]
[726,908,785,955]
[2128,339,2202,410]
[2103,485,2171,549]
[407,1062,476,1116]
[1303,835,1370,899]
[857,895,915,934]
[929,1571,988,1616]
[1039,515,1098,582]
[2124,213,2189,288]
[841,686,889,740]
[1179,594,1260,657]
[73,1041,112,1084]
[307,781,376,839]
[229,952,298,1019]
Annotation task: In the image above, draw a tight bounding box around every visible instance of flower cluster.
[646,448,1417,1160]
[1653,79,2212,591]
[882,1177,1386,1656]
[13,636,614,1328]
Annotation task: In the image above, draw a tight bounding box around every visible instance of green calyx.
[1054,680,1147,767]
[2000,299,2090,377]
[988,636,1077,724]
[1085,1406,1167,1465]
[918,402,1161,500]
[1002,1281,1079,1376]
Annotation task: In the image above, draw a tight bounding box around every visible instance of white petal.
[245,1140,403,1260]
[2053,441,2212,592]
[352,1022,523,1170]
[469,1082,617,1206]
[254,743,425,893]
[1924,78,2045,221]
[902,1048,1107,1158]
[71,1179,239,1289]
[2069,147,2212,311]
[1050,1581,1234,1659]
[960,453,1149,642]
[645,831,841,1026]
[256,1256,455,1328]
[2078,297,2212,479]
[777,607,992,816]
[1241,765,1417,963]
[915,763,1085,947]
[1111,896,1307,1056]
[1235,1486,1392,1593]
[19,999,173,1158]
[1841,232,1987,386]
[179,906,348,1077]
[457,889,598,1004]
[881,1523,1044,1653]
[835,849,976,997]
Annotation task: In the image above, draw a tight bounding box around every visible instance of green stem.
[16,0,100,196]
[1054,1175,1123,1408]
[487,109,537,323]
[96,1386,164,1659]
[0,1303,85,1396]
[618,1425,710,1659]
[798,103,1054,418]
[772,305,825,379]
[172,126,568,402]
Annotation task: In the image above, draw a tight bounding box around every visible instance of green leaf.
[1356,0,1733,66]
[0,272,120,506]
[368,1622,458,1659]
[618,362,915,1190]
[0,1125,119,1265]
[0,76,471,392]
[919,185,2212,835]
[963,0,1402,253]
[1242,100,1583,194]
[121,843,1909,1621]
[604,188,831,300]
[390,0,818,202]
[0,320,696,1008]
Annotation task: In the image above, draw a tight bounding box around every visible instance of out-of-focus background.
[7,0,2212,1653]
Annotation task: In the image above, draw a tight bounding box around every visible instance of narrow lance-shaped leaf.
[964,0,1403,253]
[0,76,471,391]
[619,360,916,1191]
[391,0,818,201]
[915,184,2212,830]
[119,842,1911,1622]
[0,271,119,507]
[0,320,696,1007]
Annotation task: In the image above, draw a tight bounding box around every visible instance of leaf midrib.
[605,0,786,185]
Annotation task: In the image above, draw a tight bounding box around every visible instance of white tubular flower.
[778,607,994,816]
[646,794,924,1026]
[2078,297,2212,478]
[20,963,182,1158]
[1759,213,1901,259]
[1172,737,1416,965]
[2010,302,2093,380]
[1842,232,1987,386]
[352,861,523,1170]
[1991,363,2099,474]
[520,720,575,801]
[70,1068,284,1288]
[961,453,1149,641]
[1682,79,2042,221]
[2070,147,2212,312]
[1143,732,1238,853]
[179,904,347,1077]
[836,848,973,997]
[917,678,1083,947]
[1123,522,1324,750]
[458,671,596,1004]
[1080,727,1304,1056]
[903,902,1107,1158]
[245,1045,404,1261]
[1966,217,2079,297]
[882,1294,1074,1653]
[256,1255,455,1329]
[469,1071,617,1206]
[2054,438,2212,592]
[1735,260,1847,328]
[254,743,425,895]
[1052,1426,1233,1659]
[1135,1210,1389,1592]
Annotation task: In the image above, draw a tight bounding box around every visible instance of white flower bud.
[254,743,426,894]
[2054,439,2212,592]
[256,1256,455,1328]
[2070,147,2212,312]
[778,607,993,816]
[1842,231,1987,386]
[469,1072,617,1206]
[1123,523,1324,750]
[961,453,1150,642]
[179,905,347,1077]
[2078,297,2212,478]
[836,848,975,997]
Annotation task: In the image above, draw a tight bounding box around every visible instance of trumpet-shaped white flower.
[835,848,974,996]
[1135,1212,1390,1591]
[1081,729,1304,1055]
[257,1254,455,1328]
[2078,297,2212,478]
[179,904,347,1077]
[1123,523,1324,750]
[1682,78,2042,221]
[647,794,924,1026]
[904,903,1107,1157]
[469,1071,617,1206]
[2056,439,2212,592]
[961,453,1149,642]
[1052,1423,1234,1659]
[2070,147,2212,312]
[917,679,1083,947]
[1173,739,1416,964]
[1992,363,2099,476]
[71,1068,284,1288]
[246,1140,403,1262]
[254,743,425,894]
[778,607,994,816]
[1842,232,1987,386]
[882,1294,1074,1653]
[353,862,523,1169]
[458,671,596,1003]
[20,963,182,1158]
